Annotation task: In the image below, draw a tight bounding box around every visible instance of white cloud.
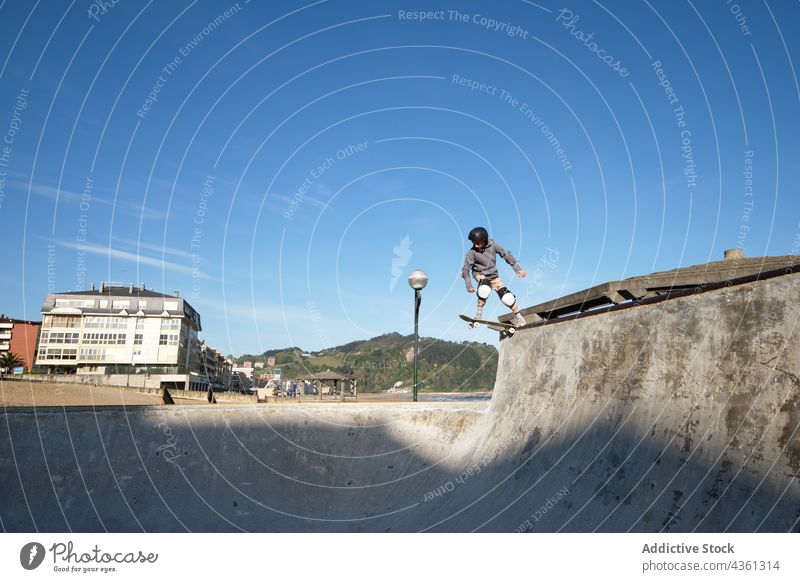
[120,200,166,222]
[269,192,330,210]
[55,239,205,277]
[23,180,165,221]
[22,181,112,207]
[110,235,193,260]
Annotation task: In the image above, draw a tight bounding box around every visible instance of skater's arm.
[494,242,525,275]
[462,252,475,291]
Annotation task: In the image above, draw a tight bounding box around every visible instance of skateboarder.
[461,226,527,327]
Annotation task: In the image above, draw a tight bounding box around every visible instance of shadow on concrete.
[1,400,798,532]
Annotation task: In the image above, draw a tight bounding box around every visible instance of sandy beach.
[0,379,492,407]
[0,379,192,407]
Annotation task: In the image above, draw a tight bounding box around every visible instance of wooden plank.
[499,255,800,324]
[517,281,618,317]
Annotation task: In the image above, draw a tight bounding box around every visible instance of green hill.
[235,332,498,393]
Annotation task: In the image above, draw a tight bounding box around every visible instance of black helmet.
[468,226,489,244]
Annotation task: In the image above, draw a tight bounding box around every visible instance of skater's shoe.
[469,320,481,329]
[512,313,526,327]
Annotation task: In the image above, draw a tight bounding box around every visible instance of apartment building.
[35,282,206,390]
[230,365,254,392]
[0,315,42,371]
[198,341,233,391]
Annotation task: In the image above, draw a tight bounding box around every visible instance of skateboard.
[459,314,516,335]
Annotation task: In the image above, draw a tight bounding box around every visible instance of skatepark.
[2,256,799,532]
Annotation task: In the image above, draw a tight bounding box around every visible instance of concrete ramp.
[2,272,799,532]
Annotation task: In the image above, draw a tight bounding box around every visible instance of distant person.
[461,226,527,328]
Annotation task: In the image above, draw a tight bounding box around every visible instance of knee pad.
[498,287,516,307]
[477,281,492,299]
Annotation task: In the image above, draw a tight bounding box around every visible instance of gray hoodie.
[461,239,522,290]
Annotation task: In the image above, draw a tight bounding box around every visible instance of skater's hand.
[517,269,527,278]
[467,286,475,294]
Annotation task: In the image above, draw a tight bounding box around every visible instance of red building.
[0,315,42,371]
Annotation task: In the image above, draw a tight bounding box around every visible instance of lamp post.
[407,269,428,402]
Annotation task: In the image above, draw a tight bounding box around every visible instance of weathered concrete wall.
[488,271,800,532]
[1,273,798,532]
[133,386,257,404]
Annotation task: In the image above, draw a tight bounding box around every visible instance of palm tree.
[0,351,24,374]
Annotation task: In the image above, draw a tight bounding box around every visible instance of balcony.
[0,332,11,340]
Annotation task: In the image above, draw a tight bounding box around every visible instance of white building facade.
[35,283,207,390]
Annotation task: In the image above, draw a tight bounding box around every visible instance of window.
[43,332,79,344]
[138,301,147,310]
[83,317,126,330]
[134,334,143,345]
[112,300,130,310]
[163,301,179,311]
[44,315,80,328]
[55,299,95,308]
[160,318,181,331]
[39,348,77,360]
[82,333,125,344]
[79,348,107,361]
[159,334,179,346]
[135,319,145,331]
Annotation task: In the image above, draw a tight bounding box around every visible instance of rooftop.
[0,315,42,325]
[56,282,181,299]
[299,370,357,381]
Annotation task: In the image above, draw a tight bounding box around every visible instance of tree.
[0,351,24,373]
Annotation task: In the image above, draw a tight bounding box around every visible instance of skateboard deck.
[459,314,516,335]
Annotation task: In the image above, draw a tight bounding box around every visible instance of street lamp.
[407,269,428,402]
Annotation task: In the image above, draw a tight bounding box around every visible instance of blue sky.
[0,0,798,355]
